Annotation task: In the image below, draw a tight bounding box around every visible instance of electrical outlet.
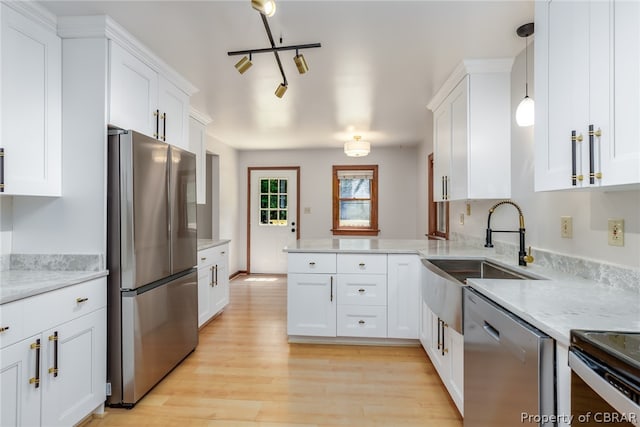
[304,207,311,214]
[466,203,471,216]
[608,219,624,246]
[459,213,464,225]
[560,216,573,238]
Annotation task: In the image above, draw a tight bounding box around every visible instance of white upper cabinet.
[428,59,513,201]
[0,3,61,196]
[189,109,213,204]
[535,0,640,191]
[109,42,191,149]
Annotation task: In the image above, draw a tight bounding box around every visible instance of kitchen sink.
[421,258,540,334]
[426,259,540,284]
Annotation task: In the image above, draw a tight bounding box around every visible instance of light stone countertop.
[198,239,231,251]
[286,238,640,346]
[0,269,108,305]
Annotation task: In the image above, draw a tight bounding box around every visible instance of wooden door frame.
[247,166,301,274]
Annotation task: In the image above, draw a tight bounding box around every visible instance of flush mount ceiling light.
[516,22,535,127]
[228,0,321,99]
[344,135,371,157]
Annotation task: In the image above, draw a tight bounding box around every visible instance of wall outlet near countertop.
[560,216,572,238]
[459,213,464,225]
[608,219,624,246]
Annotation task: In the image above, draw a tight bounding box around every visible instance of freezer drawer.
[120,271,198,404]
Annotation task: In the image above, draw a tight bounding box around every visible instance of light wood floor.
[87,275,463,427]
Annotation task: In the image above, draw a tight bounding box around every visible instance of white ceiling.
[40,0,534,151]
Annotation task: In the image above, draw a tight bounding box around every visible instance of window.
[332,165,379,236]
[259,178,288,226]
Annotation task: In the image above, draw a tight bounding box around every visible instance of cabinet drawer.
[0,299,25,349]
[337,254,387,274]
[288,253,336,274]
[337,274,387,306]
[23,278,107,337]
[337,305,387,338]
[197,247,217,268]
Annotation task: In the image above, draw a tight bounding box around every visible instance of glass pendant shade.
[251,0,276,17]
[516,95,535,127]
[344,136,370,157]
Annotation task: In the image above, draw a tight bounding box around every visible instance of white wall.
[0,197,12,255]
[236,145,419,270]
[448,42,640,269]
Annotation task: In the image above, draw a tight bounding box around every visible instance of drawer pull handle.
[201,257,207,261]
[358,320,365,325]
[221,251,226,255]
[76,297,89,303]
[309,262,316,266]
[0,326,9,333]
[30,339,41,388]
[358,288,365,293]
[358,263,365,267]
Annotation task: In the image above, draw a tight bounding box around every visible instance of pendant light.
[515,22,535,127]
[344,135,370,157]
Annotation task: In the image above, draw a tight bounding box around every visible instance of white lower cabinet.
[287,273,336,337]
[0,278,107,426]
[420,305,463,415]
[387,255,420,339]
[197,243,230,327]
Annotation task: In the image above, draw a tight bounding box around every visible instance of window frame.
[332,164,379,236]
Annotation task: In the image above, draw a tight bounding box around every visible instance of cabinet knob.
[358,288,366,293]
[221,251,226,255]
[0,326,9,333]
[309,262,316,266]
[76,297,88,303]
[201,257,207,261]
[358,263,365,267]
[358,320,365,325]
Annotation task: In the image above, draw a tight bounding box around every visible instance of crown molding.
[57,15,198,96]
[427,58,514,111]
[189,108,213,125]
[2,0,57,32]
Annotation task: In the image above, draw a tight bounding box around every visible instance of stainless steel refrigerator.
[106,129,198,407]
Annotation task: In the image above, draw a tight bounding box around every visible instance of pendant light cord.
[524,37,529,97]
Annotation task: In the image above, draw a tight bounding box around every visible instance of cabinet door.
[108,42,158,137]
[0,336,42,427]
[158,76,189,149]
[429,311,447,376]
[1,4,61,196]
[447,327,464,415]
[606,0,640,186]
[41,308,106,427]
[432,102,451,202]
[535,0,590,191]
[448,76,469,201]
[197,264,214,327]
[287,274,336,337]
[419,299,431,353]
[212,246,229,316]
[189,117,207,204]
[387,255,419,339]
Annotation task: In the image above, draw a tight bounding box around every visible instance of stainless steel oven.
[569,331,639,426]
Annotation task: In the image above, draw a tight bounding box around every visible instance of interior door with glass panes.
[249,169,298,273]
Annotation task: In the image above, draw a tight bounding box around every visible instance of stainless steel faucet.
[484,200,534,266]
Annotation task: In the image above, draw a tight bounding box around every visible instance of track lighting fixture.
[234,55,252,74]
[228,0,321,98]
[344,136,371,157]
[251,0,276,17]
[294,50,308,74]
[516,22,535,127]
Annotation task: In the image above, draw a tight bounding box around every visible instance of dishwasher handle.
[483,321,500,342]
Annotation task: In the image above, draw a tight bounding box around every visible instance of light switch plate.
[560,216,572,238]
[608,219,624,246]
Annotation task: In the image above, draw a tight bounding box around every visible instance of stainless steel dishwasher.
[463,287,555,426]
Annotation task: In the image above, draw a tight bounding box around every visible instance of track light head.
[251,0,276,17]
[234,56,253,74]
[294,53,309,74]
[275,83,288,98]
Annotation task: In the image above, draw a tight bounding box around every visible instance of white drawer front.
[197,247,217,268]
[337,254,387,274]
[337,274,387,306]
[337,305,387,338]
[288,253,336,274]
[0,299,25,349]
[23,278,107,336]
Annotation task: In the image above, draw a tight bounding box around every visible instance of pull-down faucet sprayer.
[484,200,534,266]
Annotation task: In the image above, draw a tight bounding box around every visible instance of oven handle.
[568,351,640,425]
